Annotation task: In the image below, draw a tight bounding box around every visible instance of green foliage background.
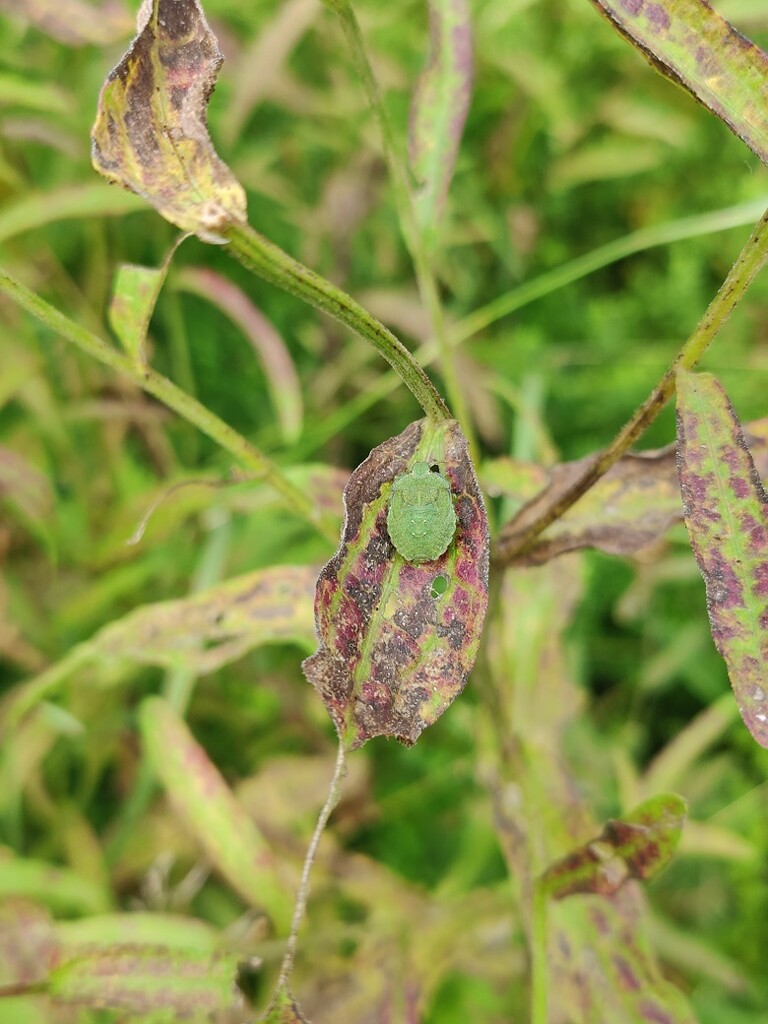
[1,0,768,1020]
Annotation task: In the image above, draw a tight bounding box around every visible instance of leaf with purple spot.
[541,794,687,900]
[587,0,768,165]
[676,369,768,748]
[302,418,489,750]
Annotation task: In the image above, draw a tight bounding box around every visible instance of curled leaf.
[676,370,768,748]
[303,418,489,749]
[91,0,247,242]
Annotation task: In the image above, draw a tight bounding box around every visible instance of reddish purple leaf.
[303,419,489,749]
[676,370,768,748]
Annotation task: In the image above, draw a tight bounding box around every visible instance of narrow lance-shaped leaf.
[409,0,473,243]
[47,944,242,1018]
[540,794,687,900]
[303,418,489,750]
[587,0,768,165]
[91,0,247,242]
[140,697,294,931]
[676,370,768,748]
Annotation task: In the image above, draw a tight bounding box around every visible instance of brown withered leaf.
[303,419,489,750]
[91,0,247,242]
[497,426,768,567]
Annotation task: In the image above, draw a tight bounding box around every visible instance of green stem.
[497,206,768,565]
[223,222,450,423]
[0,267,337,545]
[530,879,549,1024]
[325,0,473,449]
[276,740,347,990]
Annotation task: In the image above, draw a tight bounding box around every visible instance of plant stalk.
[325,0,474,451]
[223,222,451,423]
[497,206,768,565]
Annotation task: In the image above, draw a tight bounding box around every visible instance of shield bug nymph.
[387,462,457,563]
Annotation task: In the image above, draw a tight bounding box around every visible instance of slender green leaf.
[55,913,220,952]
[109,238,187,367]
[140,697,294,931]
[588,0,768,164]
[0,856,110,915]
[676,370,768,748]
[0,184,143,246]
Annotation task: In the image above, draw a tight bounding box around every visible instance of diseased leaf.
[0,0,132,47]
[47,944,241,1017]
[98,563,317,670]
[91,0,247,242]
[541,794,687,900]
[587,0,768,165]
[303,418,489,750]
[140,696,294,931]
[487,560,697,1021]
[0,901,58,987]
[409,0,473,242]
[497,427,768,566]
[176,267,303,444]
[676,370,768,748]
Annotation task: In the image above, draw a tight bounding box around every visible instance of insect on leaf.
[91,0,247,242]
[676,369,768,748]
[303,418,489,750]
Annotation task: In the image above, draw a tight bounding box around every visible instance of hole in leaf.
[428,463,441,474]
[430,573,450,599]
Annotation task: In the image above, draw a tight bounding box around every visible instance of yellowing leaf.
[91,0,247,242]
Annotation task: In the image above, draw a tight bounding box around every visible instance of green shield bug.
[387,462,457,563]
